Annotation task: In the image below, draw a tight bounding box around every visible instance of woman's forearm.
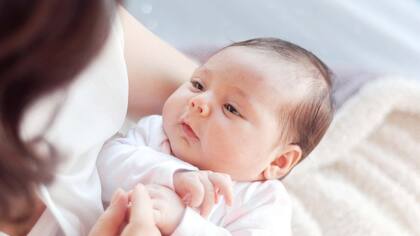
[118,7,198,119]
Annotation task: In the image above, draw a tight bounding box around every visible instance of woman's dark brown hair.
[0,0,117,223]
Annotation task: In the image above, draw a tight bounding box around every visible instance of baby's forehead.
[210,48,311,94]
[212,46,311,78]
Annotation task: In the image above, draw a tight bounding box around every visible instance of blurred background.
[125,0,420,79]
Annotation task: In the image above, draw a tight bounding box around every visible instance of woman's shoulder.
[21,15,129,156]
[23,16,130,235]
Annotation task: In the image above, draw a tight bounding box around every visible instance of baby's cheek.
[207,140,237,162]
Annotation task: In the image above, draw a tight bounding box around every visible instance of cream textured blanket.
[284,78,420,236]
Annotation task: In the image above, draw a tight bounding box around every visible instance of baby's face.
[162,47,299,181]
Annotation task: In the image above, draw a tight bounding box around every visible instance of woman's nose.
[188,97,210,116]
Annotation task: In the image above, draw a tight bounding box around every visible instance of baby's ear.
[263,144,302,180]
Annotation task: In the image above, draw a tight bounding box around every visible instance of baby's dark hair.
[227,38,334,162]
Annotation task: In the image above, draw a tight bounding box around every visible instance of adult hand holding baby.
[174,170,234,217]
[89,184,161,236]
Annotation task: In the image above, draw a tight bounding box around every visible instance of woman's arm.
[118,7,198,119]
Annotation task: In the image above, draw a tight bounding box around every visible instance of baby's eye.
[190,80,204,91]
[224,104,241,116]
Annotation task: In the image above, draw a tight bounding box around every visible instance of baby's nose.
[189,99,210,116]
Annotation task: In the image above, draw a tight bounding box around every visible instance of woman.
[0,0,196,235]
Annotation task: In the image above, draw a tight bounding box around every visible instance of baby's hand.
[173,170,234,217]
[145,184,185,235]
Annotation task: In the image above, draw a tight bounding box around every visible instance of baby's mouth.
[181,122,199,141]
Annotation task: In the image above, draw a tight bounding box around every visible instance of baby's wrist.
[162,204,187,235]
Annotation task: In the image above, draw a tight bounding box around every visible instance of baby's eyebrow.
[230,86,247,99]
[193,66,211,78]
[230,86,254,113]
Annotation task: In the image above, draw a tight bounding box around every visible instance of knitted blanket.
[284,78,420,236]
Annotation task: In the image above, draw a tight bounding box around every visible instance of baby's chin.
[169,143,212,172]
[168,140,194,164]
[168,139,263,181]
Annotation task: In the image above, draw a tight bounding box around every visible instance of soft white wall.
[125,0,420,78]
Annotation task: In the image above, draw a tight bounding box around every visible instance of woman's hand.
[89,184,161,236]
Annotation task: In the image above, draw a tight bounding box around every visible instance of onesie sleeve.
[172,181,292,236]
[97,115,197,202]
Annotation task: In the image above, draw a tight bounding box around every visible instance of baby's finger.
[199,174,216,217]
[182,175,205,208]
[208,173,234,206]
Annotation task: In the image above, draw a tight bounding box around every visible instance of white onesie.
[97,115,292,236]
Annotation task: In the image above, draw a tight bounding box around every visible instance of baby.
[98,38,334,235]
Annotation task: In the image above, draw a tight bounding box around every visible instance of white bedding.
[284,78,420,235]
